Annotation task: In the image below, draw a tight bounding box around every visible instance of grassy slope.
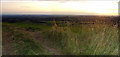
[46,21,118,55]
[2,22,51,55]
[2,21,119,55]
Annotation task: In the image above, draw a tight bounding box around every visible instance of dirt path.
[3,26,63,55]
[2,31,16,55]
[29,31,63,55]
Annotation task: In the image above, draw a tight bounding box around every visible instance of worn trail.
[30,31,63,55]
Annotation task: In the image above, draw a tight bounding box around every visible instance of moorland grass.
[47,21,118,55]
[2,21,119,55]
[2,23,51,55]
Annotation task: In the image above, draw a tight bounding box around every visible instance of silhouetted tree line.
[2,15,118,24]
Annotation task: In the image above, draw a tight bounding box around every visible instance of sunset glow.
[2,1,119,16]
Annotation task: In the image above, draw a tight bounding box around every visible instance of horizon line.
[2,13,119,16]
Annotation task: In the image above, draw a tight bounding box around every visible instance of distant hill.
[2,15,119,23]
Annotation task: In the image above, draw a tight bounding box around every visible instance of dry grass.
[47,21,118,55]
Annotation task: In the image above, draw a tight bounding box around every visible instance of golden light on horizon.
[2,1,118,16]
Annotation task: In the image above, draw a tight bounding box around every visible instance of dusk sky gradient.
[2,1,119,16]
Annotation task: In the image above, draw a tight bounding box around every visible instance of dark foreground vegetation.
[2,15,119,55]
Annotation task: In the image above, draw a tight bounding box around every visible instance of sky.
[1,0,119,16]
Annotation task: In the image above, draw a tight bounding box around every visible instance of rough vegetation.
[2,15,119,55]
